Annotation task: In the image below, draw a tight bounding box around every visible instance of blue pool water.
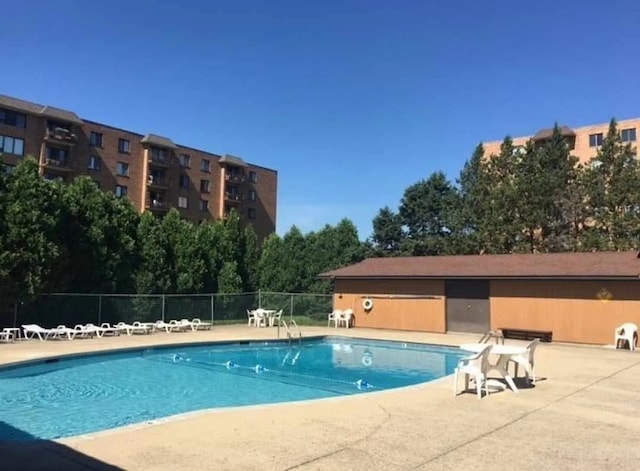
[0,337,464,440]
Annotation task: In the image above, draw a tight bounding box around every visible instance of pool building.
[321,251,640,345]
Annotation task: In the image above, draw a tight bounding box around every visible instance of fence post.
[162,295,166,322]
[258,289,262,308]
[210,295,214,323]
[290,294,294,321]
[13,302,18,328]
[98,295,102,325]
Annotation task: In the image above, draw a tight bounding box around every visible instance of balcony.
[146,198,169,212]
[225,173,246,183]
[147,174,168,188]
[45,127,77,146]
[224,192,244,204]
[43,157,72,172]
[149,154,170,168]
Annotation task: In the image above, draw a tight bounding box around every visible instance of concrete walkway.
[1,326,639,470]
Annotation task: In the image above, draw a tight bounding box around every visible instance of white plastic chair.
[509,338,539,384]
[254,309,267,328]
[342,309,354,328]
[247,310,257,327]
[328,310,342,328]
[615,323,638,351]
[453,344,492,399]
[270,309,283,327]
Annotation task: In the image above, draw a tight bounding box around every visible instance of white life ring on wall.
[362,298,373,311]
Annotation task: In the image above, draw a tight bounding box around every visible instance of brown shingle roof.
[320,251,640,280]
[0,94,83,124]
[140,133,177,149]
[219,154,248,167]
[532,125,576,141]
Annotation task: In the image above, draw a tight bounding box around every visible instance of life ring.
[362,298,373,311]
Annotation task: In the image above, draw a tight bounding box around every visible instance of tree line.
[1,119,637,309]
[0,157,364,310]
[370,120,640,256]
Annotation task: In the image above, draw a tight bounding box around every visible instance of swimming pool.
[0,337,464,440]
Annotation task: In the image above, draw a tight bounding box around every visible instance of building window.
[88,155,101,170]
[178,196,188,208]
[199,199,209,211]
[179,154,191,167]
[248,208,256,219]
[115,185,128,198]
[249,171,258,183]
[178,174,189,189]
[0,135,25,156]
[118,138,131,154]
[621,128,637,143]
[150,147,167,162]
[0,108,27,128]
[201,159,210,172]
[248,189,257,201]
[116,162,129,176]
[89,131,103,147]
[200,179,210,193]
[589,133,603,147]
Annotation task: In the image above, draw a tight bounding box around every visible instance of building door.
[445,280,490,333]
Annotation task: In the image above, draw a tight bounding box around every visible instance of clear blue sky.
[3,0,640,239]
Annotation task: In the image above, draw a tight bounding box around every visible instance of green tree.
[240,224,260,292]
[582,119,640,250]
[135,212,172,294]
[398,171,458,255]
[0,157,62,303]
[455,144,491,254]
[197,221,225,293]
[54,177,139,293]
[258,233,286,291]
[161,209,205,293]
[371,206,403,256]
[483,137,521,253]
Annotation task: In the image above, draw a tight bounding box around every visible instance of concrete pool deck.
[1,325,639,470]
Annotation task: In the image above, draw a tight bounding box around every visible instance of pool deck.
[1,325,639,470]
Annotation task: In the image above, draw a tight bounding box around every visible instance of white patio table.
[459,343,527,393]
[253,309,277,327]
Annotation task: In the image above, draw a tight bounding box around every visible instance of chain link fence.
[0,291,333,329]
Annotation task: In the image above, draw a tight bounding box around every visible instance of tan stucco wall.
[333,279,446,332]
[333,277,640,345]
[490,280,640,345]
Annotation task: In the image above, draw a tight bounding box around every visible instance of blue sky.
[3,0,640,240]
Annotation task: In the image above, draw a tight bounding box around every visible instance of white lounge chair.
[509,338,539,384]
[0,330,14,343]
[22,324,59,341]
[115,322,151,336]
[615,322,638,351]
[453,344,492,399]
[99,323,123,336]
[191,318,212,331]
[52,325,80,340]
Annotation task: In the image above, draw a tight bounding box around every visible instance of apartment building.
[0,94,277,240]
[482,118,639,163]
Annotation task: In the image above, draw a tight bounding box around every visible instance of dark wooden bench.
[500,328,553,343]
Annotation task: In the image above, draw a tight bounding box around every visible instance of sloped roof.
[219,154,248,167]
[0,94,83,124]
[532,125,576,141]
[140,133,177,149]
[320,251,640,280]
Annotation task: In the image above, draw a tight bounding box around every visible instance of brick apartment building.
[0,94,277,240]
[482,117,638,162]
